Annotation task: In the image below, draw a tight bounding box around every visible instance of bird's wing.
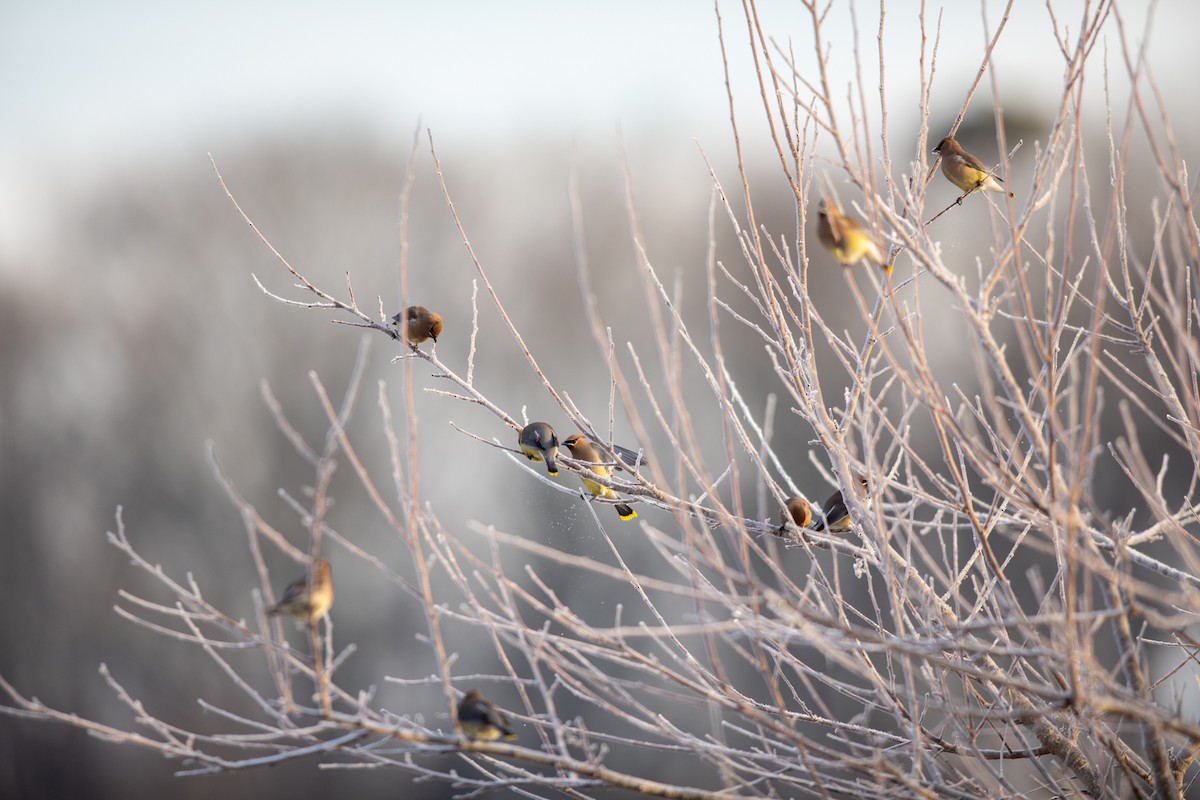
[611,444,649,471]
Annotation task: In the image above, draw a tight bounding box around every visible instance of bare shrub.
[6,2,1200,797]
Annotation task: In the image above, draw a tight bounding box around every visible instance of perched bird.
[518,422,560,476]
[560,434,638,520]
[816,199,888,271]
[932,136,1015,199]
[456,689,517,741]
[267,558,334,623]
[391,305,443,346]
[776,496,813,533]
[811,476,869,532]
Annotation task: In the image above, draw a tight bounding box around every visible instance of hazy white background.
[4,1,1192,258]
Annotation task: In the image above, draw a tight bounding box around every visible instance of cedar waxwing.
[816,199,889,272]
[560,434,638,520]
[267,558,333,623]
[456,689,517,741]
[518,422,560,476]
[932,136,1015,199]
[810,476,869,532]
[391,305,443,346]
[776,496,813,533]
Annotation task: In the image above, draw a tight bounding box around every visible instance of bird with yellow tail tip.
[456,689,518,741]
[776,496,813,534]
[811,475,869,533]
[518,422,560,476]
[560,434,638,520]
[267,558,334,623]
[933,136,1015,200]
[816,199,889,273]
[391,305,443,347]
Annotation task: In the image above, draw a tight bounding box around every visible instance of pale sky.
[1,1,1193,255]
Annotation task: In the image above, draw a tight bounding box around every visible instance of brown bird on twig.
[776,496,813,533]
[561,434,638,521]
[518,421,560,476]
[392,305,443,346]
[933,136,1014,199]
[267,558,333,623]
[816,199,889,272]
[456,689,517,741]
[811,476,869,533]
